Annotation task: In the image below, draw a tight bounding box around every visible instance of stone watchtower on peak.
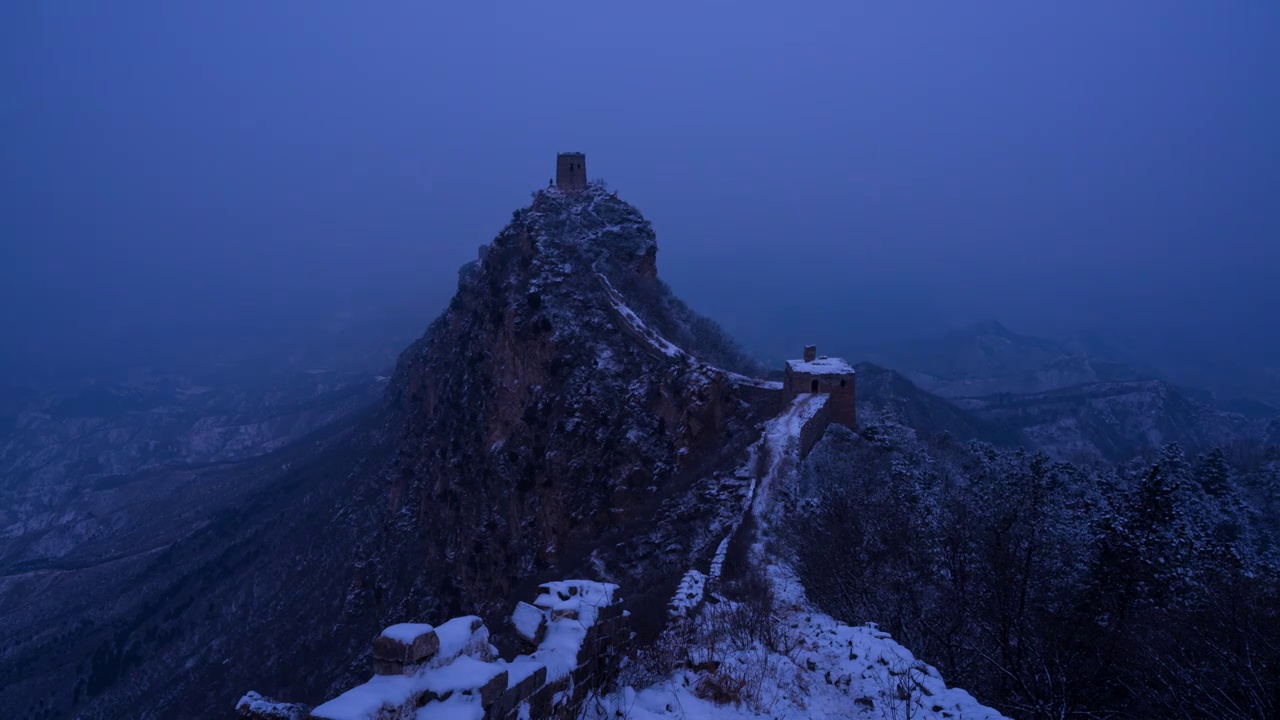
[556,152,587,192]
[782,344,856,429]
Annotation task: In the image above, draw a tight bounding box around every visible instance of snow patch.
[786,356,855,375]
[511,601,543,642]
[414,692,482,720]
[379,622,433,644]
[597,273,686,359]
[669,569,707,618]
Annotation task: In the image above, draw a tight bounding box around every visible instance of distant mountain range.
[0,184,772,719]
[3,180,1278,719]
[855,320,1280,463]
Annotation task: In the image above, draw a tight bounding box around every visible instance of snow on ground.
[597,273,686,359]
[433,617,489,665]
[669,570,707,618]
[596,272,780,391]
[707,441,760,588]
[380,622,434,644]
[312,673,441,720]
[751,393,828,534]
[598,564,1006,720]
[534,580,617,624]
[313,582,621,720]
[311,615,499,720]
[234,691,307,719]
[511,601,544,642]
[721,370,784,391]
[699,393,822,597]
[415,692,482,720]
[619,393,1008,720]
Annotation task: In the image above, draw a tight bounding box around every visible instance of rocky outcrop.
[281,580,629,720]
[4,186,762,719]
[368,186,762,629]
[236,692,310,720]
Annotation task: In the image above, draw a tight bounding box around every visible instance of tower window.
[840,379,847,387]
[811,379,819,392]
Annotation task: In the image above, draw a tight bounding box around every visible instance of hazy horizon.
[4,2,1279,383]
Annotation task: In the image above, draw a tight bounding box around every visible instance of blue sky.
[3,1,1278,374]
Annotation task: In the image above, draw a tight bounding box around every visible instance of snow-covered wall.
[734,383,783,421]
[237,581,630,720]
[796,393,832,460]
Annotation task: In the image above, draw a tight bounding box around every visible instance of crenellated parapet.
[237,581,629,720]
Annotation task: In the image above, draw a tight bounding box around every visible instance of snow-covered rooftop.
[785,356,855,375]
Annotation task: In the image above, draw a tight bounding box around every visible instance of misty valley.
[3,176,1278,720]
[5,4,1279,719]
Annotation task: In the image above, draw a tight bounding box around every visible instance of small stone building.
[556,152,587,192]
[782,345,856,429]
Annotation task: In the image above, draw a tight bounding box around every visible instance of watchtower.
[556,152,587,192]
[782,344,856,429]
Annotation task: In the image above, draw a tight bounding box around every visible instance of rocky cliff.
[374,185,761,620]
[0,186,765,719]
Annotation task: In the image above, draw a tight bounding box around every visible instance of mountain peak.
[522,183,658,282]
[953,319,1018,340]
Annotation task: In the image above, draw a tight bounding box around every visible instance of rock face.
[376,187,761,621]
[0,186,763,719]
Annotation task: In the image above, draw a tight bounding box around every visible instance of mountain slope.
[0,185,767,719]
[867,321,1146,399]
[956,378,1270,463]
[0,370,384,571]
[852,362,1023,446]
[860,321,1279,462]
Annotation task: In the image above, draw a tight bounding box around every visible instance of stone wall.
[782,371,855,431]
[238,581,629,720]
[796,394,832,460]
[490,601,629,720]
[735,383,782,420]
[826,380,855,430]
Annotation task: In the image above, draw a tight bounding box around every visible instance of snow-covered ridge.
[671,392,830,616]
[596,272,781,390]
[597,273,686,360]
[621,563,1008,720]
[633,393,1009,720]
[248,581,629,720]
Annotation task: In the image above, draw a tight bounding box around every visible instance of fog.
[4,2,1278,383]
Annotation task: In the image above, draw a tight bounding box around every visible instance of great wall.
[232,282,1002,719]
[235,265,850,720]
[228,153,1003,719]
[236,383,835,720]
[238,580,629,720]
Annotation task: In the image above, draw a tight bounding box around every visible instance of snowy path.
[706,393,825,590]
[751,393,827,534]
[633,396,1009,720]
[595,274,1006,718]
[596,273,780,390]
[616,560,1007,720]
